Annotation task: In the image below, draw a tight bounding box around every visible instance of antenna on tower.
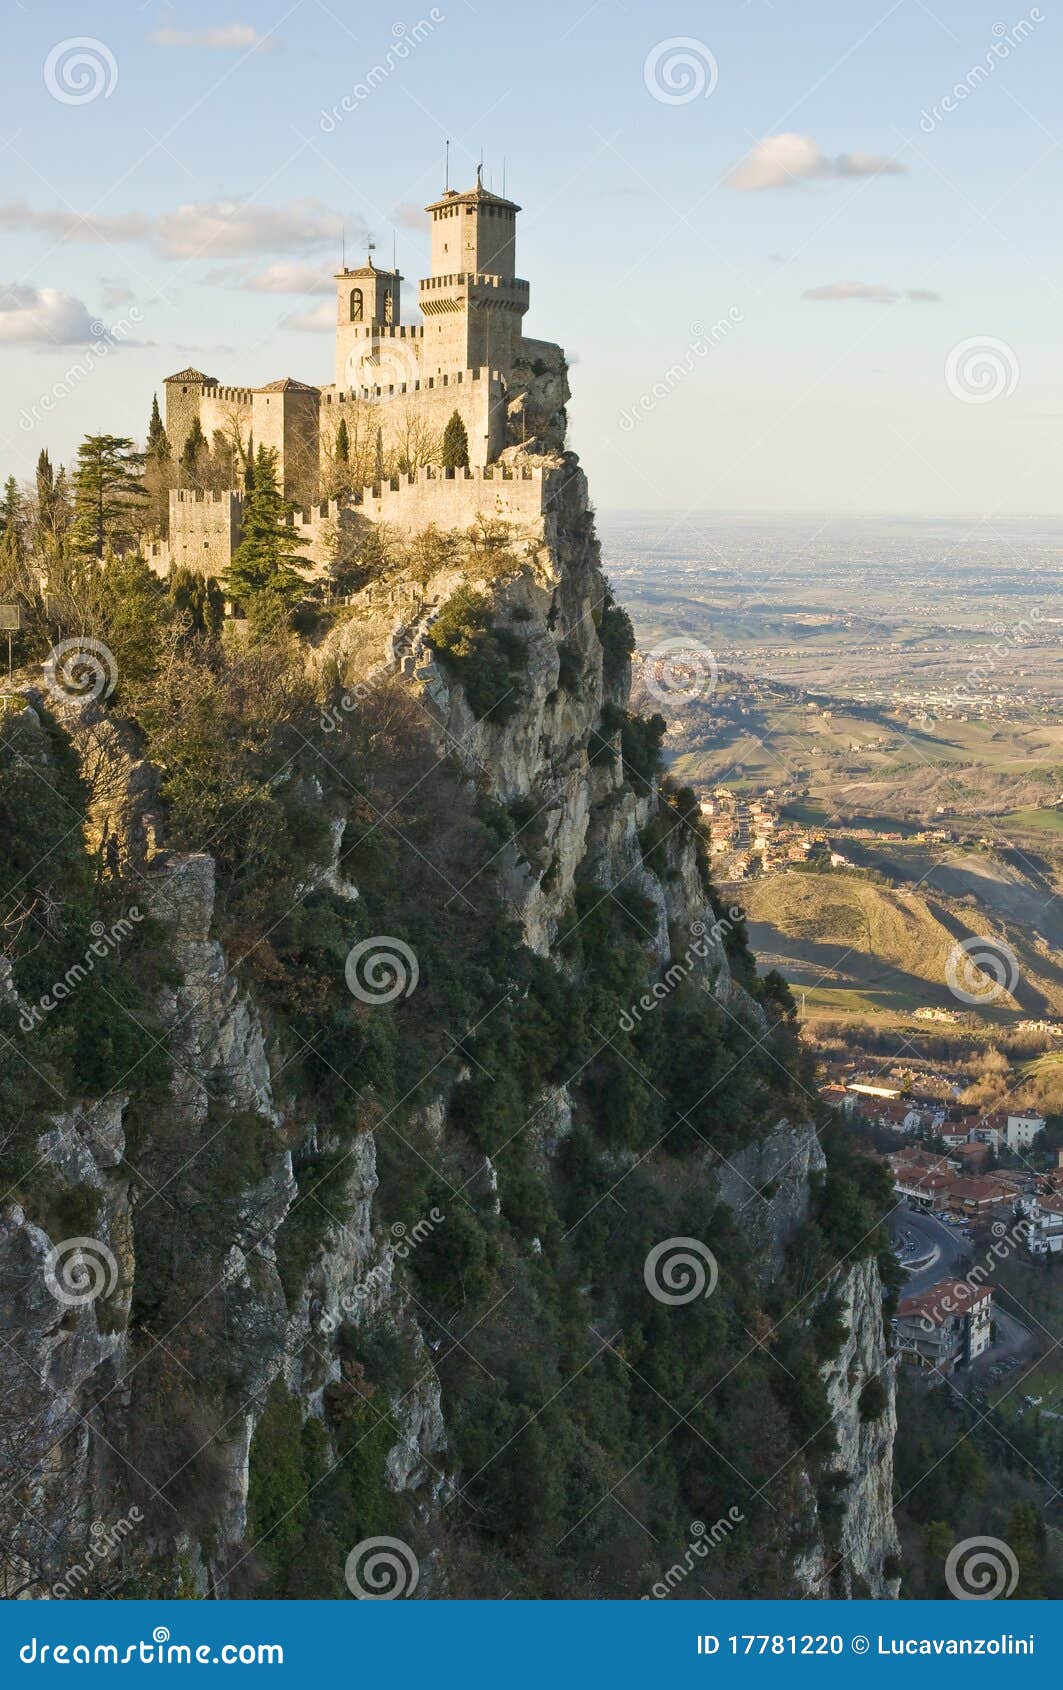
[392,229,396,271]
[341,225,345,269]
[444,138,450,191]
[502,157,506,197]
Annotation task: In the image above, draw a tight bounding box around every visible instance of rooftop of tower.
[425,166,520,215]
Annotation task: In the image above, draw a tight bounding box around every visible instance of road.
[889,1206,971,1294]
[889,1203,1037,1371]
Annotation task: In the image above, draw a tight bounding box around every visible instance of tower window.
[349,288,364,322]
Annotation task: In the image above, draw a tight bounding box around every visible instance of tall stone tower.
[420,168,529,376]
[334,256,404,388]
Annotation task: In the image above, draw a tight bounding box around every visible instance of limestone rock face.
[1,422,899,1600]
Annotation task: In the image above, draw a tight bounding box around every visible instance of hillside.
[0,445,901,1601]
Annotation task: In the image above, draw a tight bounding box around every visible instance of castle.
[151,168,569,579]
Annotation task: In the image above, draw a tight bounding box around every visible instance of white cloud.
[803,281,941,303]
[804,281,899,303]
[99,275,135,309]
[0,197,343,260]
[0,283,97,345]
[149,24,273,50]
[284,301,334,333]
[726,133,905,191]
[393,201,429,233]
[208,260,337,294]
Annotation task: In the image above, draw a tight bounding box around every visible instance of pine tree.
[224,445,310,610]
[335,418,349,463]
[441,410,469,470]
[146,394,170,462]
[71,435,146,559]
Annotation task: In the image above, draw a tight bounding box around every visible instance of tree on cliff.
[71,435,146,560]
[224,445,309,616]
[441,410,469,470]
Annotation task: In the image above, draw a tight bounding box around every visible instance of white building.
[1006,1114,1047,1154]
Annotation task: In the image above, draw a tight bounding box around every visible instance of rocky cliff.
[0,434,899,1600]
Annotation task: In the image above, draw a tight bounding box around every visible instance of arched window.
[349,288,363,322]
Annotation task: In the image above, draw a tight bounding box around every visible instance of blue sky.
[2,0,1062,515]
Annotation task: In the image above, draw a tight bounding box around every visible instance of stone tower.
[334,256,404,389]
[420,168,529,376]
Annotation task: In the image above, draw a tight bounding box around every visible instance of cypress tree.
[441,410,469,470]
[147,394,170,462]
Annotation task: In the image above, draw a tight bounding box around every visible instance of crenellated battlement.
[321,365,506,404]
[200,383,255,403]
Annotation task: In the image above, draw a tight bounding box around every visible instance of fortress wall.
[163,490,244,578]
[350,464,549,538]
[319,369,505,468]
[198,391,253,453]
